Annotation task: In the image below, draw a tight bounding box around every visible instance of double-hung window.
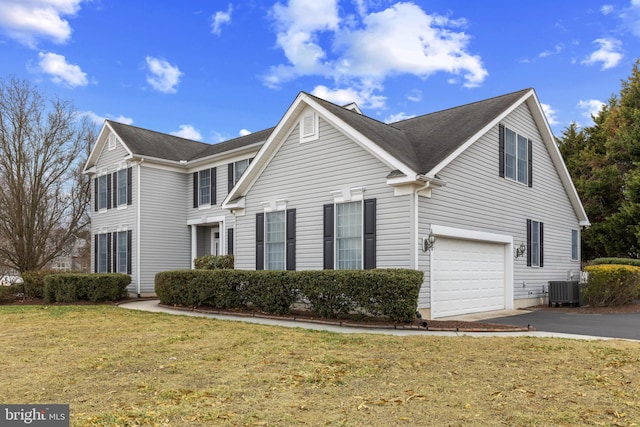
[199,169,211,205]
[527,219,543,267]
[324,198,376,270]
[116,231,129,273]
[265,211,285,270]
[571,229,579,261]
[116,169,128,207]
[96,234,109,273]
[500,125,532,187]
[97,175,108,210]
[228,159,250,192]
[336,201,362,270]
[193,168,216,208]
[256,208,296,270]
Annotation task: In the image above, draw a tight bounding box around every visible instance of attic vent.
[108,134,117,151]
[300,111,319,143]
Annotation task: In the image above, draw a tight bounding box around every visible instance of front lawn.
[0,305,638,426]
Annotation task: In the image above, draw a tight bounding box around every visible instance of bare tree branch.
[0,76,93,272]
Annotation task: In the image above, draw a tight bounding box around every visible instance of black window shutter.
[127,167,133,205]
[323,204,334,269]
[94,234,98,272]
[363,198,377,270]
[286,209,296,271]
[112,232,117,272]
[227,228,234,256]
[539,222,544,267]
[127,230,132,274]
[210,167,217,205]
[112,172,118,207]
[256,213,264,270]
[526,219,532,267]
[94,178,98,212]
[192,172,199,208]
[106,233,112,273]
[528,139,533,188]
[228,163,234,193]
[106,175,112,210]
[498,124,505,178]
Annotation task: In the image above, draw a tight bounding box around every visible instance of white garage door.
[432,238,506,318]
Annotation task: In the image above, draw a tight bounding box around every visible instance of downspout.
[411,189,418,270]
[136,159,143,297]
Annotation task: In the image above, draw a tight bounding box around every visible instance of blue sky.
[1,0,639,143]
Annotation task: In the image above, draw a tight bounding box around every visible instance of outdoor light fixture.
[515,242,526,259]
[423,232,436,252]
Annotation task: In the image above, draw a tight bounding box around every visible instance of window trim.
[499,124,533,187]
[97,174,109,211]
[265,210,286,270]
[116,168,128,207]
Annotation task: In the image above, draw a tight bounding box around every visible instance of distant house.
[47,235,90,272]
[83,89,588,319]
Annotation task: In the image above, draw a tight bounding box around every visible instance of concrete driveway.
[483,309,640,340]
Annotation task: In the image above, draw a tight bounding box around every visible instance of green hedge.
[22,270,68,299]
[43,273,131,303]
[582,265,640,306]
[588,258,640,267]
[155,269,423,322]
[194,255,235,270]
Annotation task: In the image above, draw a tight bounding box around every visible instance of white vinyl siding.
[235,117,411,271]
[265,211,285,270]
[418,102,581,308]
[336,201,362,270]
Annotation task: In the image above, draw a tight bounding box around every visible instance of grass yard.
[0,305,639,426]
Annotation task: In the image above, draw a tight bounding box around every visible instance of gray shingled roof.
[109,88,531,174]
[107,121,273,162]
[306,88,532,174]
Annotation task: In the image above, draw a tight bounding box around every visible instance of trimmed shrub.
[242,271,298,315]
[588,258,640,267]
[155,268,423,322]
[582,265,640,306]
[22,270,66,299]
[194,255,235,270]
[43,273,130,303]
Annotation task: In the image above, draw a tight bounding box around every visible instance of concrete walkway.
[118,299,624,341]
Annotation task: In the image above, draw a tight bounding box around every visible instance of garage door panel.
[432,238,506,318]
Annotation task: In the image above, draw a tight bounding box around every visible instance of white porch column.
[191,225,198,269]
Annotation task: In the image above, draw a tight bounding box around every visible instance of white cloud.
[171,125,202,141]
[407,89,422,102]
[145,56,182,94]
[578,99,605,120]
[264,1,487,110]
[582,38,623,69]
[239,129,251,136]
[212,4,232,35]
[82,111,134,126]
[385,112,415,123]
[541,103,559,126]
[312,84,386,109]
[539,43,564,58]
[0,0,84,48]
[37,51,87,87]
[621,0,640,37]
[601,4,614,15]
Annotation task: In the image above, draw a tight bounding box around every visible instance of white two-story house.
[83,88,589,319]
